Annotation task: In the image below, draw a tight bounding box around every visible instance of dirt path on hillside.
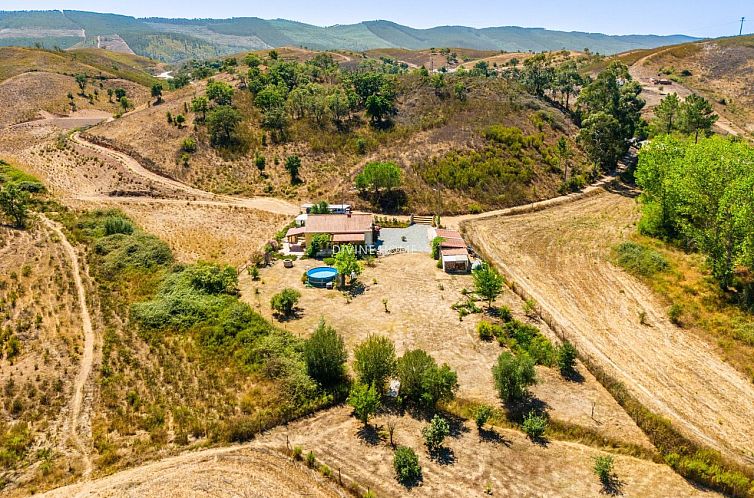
[40,215,95,476]
[465,187,754,466]
[39,446,347,498]
[70,132,299,216]
[628,49,743,136]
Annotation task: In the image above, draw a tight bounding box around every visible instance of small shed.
[441,248,471,273]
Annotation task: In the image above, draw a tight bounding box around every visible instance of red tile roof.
[440,238,466,248]
[305,214,373,234]
[441,248,469,257]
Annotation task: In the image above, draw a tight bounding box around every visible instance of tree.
[492,351,536,402]
[354,335,397,392]
[334,244,361,288]
[453,81,468,101]
[422,415,450,453]
[354,161,401,196]
[107,88,113,102]
[310,201,329,214]
[554,60,582,110]
[304,319,347,386]
[651,93,681,135]
[522,411,548,439]
[191,96,209,121]
[74,73,87,94]
[306,233,331,258]
[284,155,301,183]
[254,154,266,173]
[119,96,131,112]
[365,94,395,126]
[206,80,234,106]
[556,341,578,377]
[151,83,163,104]
[556,137,572,184]
[472,262,504,309]
[174,114,186,128]
[207,105,242,146]
[521,54,554,97]
[679,94,718,143]
[0,184,30,228]
[347,382,380,426]
[114,88,127,100]
[430,73,446,97]
[396,349,458,408]
[393,446,421,485]
[270,288,301,317]
[577,111,624,169]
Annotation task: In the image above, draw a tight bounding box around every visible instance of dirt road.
[40,446,347,498]
[40,215,95,476]
[465,186,754,465]
[70,132,299,216]
[628,49,743,137]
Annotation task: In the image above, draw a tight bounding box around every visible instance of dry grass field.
[465,185,754,466]
[0,223,92,491]
[240,253,651,449]
[255,406,712,497]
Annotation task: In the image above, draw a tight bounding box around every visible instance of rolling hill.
[0,10,698,62]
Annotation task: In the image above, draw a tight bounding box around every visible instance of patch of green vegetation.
[613,241,669,277]
[417,125,557,207]
[0,160,45,192]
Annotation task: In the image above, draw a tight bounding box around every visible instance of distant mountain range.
[0,10,700,62]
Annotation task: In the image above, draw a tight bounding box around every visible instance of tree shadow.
[600,475,625,496]
[430,446,456,466]
[504,396,549,423]
[561,367,585,384]
[478,427,512,447]
[356,424,384,446]
[398,471,423,489]
[274,307,303,322]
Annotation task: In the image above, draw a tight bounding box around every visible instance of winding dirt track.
[70,132,300,216]
[465,186,754,465]
[40,215,95,476]
[40,446,346,498]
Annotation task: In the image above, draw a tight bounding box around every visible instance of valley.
[1,10,754,497]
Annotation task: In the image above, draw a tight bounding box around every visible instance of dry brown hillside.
[622,36,754,135]
[89,64,590,214]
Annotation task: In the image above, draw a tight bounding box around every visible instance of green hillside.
[0,10,700,62]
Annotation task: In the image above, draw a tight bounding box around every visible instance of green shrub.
[556,341,578,376]
[103,216,134,236]
[474,404,493,429]
[522,411,548,439]
[393,446,421,485]
[181,137,197,153]
[492,351,536,402]
[477,320,499,341]
[292,445,303,460]
[354,335,396,392]
[593,455,614,484]
[498,305,513,322]
[668,303,683,325]
[271,288,301,317]
[323,257,336,266]
[422,414,450,453]
[614,242,669,277]
[396,349,458,408]
[305,451,316,468]
[304,319,347,386]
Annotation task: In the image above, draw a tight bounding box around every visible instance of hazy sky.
[3,0,752,38]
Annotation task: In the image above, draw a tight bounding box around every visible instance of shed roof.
[441,248,469,257]
[285,227,306,237]
[440,238,466,248]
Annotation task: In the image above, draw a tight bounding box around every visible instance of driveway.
[376,224,430,254]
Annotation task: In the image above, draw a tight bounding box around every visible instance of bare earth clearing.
[241,253,650,448]
[466,186,754,465]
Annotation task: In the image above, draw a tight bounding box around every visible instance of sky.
[2,0,753,38]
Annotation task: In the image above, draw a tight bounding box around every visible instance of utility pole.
[740,17,746,36]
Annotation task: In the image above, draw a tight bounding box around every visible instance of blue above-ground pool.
[307,266,339,287]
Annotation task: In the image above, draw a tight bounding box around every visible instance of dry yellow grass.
[240,253,650,448]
